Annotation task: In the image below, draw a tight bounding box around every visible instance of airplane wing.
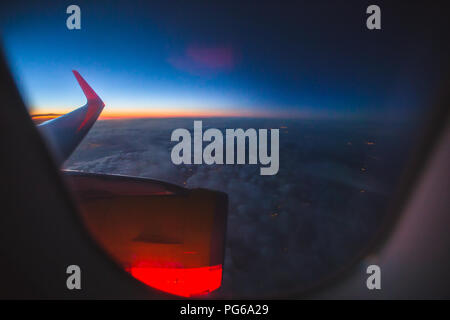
[35,71,228,297]
[38,70,105,165]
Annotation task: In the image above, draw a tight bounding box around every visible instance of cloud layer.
[64,118,410,297]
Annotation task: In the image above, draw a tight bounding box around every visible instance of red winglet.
[72,70,105,131]
[72,70,102,102]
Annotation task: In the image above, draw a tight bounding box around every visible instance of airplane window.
[1,1,446,298]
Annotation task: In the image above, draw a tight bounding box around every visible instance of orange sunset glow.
[30,107,296,122]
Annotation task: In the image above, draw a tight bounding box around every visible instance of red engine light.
[128,264,223,297]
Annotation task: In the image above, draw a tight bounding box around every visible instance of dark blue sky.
[0,1,446,119]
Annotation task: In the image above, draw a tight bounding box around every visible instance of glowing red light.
[128,264,222,297]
